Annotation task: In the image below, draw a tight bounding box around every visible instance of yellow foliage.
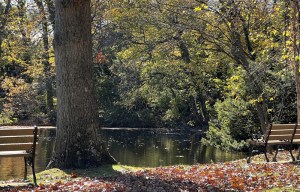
[257,96,264,103]
[194,4,208,12]
[1,77,30,98]
[194,7,202,12]
[272,29,278,36]
[274,6,280,12]
[173,50,182,57]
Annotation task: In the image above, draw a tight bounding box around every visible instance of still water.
[0,128,245,180]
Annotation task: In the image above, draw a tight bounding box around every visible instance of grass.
[1,151,300,191]
[35,165,146,183]
[0,165,146,187]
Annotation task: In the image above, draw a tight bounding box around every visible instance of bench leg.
[272,145,279,162]
[247,145,253,163]
[290,144,295,161]
[24,157,27,181]
[297,146,300,160]
[31,158,37,186]
[264,146,269,162]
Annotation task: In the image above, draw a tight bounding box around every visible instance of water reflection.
[0,128,245,180]
[0,128,56,181]
[103,129,245,167]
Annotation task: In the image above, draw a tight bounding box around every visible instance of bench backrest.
[0,126,39,152]
[293,126,300,140]
[266,124,297,142]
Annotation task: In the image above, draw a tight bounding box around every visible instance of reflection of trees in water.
[103,130,245,167]
[0,129,56,180]
[0,129,245,179]
[189,133,202,164]
[36,137,55,172]
[35,129,56,173]
[103,130,186,166]
[0,157,25,180]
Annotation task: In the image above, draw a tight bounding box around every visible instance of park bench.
[0,126,38,185]
[247,124,299,163]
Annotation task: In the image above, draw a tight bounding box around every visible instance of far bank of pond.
[0,127,245,180]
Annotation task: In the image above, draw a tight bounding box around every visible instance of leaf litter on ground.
[2,150,300,191]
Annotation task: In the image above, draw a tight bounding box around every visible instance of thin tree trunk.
[231,42,271,133]
[227,2,269,133]
[0,0,11,59]
[34,0,54,123]
[44,0,55,30]
[48,0,116,169]
[175,33,209,126]
[17,0,30,48]
[15,0,34,80]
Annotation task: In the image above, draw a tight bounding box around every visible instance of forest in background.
[0,0,299,151]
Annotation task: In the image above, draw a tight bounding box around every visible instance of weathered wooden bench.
[247,124,299,163]
[0,126,39,185]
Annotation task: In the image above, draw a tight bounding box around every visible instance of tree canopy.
[0,0,299,151]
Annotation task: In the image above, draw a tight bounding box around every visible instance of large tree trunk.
[48,0,116,169]
[291,0,300,123]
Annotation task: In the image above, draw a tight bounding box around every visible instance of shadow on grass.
[0,164,208,191]
[63,164,121,178]
[62,165,206,191]
[102,173,206,191]
[8,160,300,191]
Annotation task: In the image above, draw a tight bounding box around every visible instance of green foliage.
[1,0,299,151]
[204,61,297,151]
[0,107,16,125]
[94,0,212,128]
[0,0,55,125]
[203,97,258,151]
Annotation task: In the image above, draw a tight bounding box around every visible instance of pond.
[0,128,245,180]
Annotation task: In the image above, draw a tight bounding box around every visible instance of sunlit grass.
[2,151,300,191]
[0,164,145,187]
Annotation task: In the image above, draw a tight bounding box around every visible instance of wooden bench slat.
[292,134,300,140]
[292,139,300,144]
[250,140,290,145]
[269,129,295,135]
[248,123,298,163]
[0,143,39,151]
[0,136,34,144]
[267,140,291,145]
[0,126,38,186]
[0,128,40,136]
[268,135,293,140]
[270,124,297,130]
[0,150,31,157]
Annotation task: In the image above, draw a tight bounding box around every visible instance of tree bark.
[48,0,116,169]
[34,0,54,123]
[0,0,11,60]
[291,0,300,123]
[44,0,55,30]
